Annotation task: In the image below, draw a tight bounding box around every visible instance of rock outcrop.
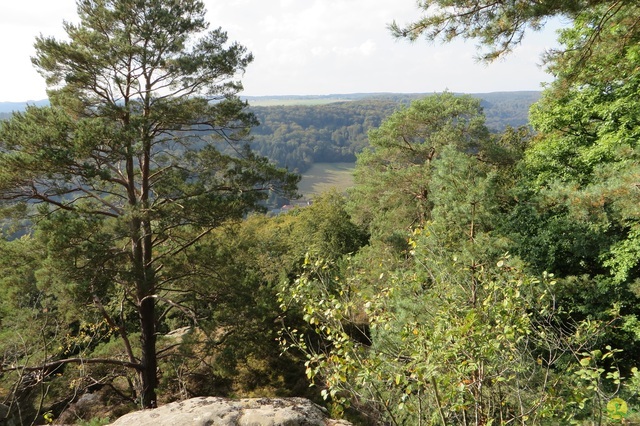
[108,397,352,426]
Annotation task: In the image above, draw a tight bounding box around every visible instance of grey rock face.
[108,397,352,426]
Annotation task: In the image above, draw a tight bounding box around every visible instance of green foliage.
[280,230,629,424]
[78,417,111,426]
[136,192,367,402]
[501,0,640,374]
[348,92,491,245]
[389,0,633,63]
[0,92,537,184]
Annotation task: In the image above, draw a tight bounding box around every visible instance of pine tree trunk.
[139,295,158,408]
[132,214,158,408]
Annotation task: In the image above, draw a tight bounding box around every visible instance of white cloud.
[359,40,377,56]
[0,1,76,28]
[329,40,377,57]
[311,46,329,57]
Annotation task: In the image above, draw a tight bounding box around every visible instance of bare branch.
[2,357,143,374]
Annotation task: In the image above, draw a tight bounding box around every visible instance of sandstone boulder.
[108,397,352,426]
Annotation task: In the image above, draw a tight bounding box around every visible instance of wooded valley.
[0,0,639,425]
[246,91,538,174]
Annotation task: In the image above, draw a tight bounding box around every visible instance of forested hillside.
[248,99,397,172]
[1,0,639,425]
[247,91,538,172]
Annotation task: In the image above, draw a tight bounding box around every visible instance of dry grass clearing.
[298,162,355,198]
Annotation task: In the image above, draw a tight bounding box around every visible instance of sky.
[0,0,566,102]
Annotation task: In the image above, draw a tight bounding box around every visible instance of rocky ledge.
[108,397,352,426]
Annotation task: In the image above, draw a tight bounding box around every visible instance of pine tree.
[0,0,297,408]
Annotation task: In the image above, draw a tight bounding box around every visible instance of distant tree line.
[248,100,400,172]
[246,92,539,173]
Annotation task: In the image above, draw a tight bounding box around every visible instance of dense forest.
[246,92,538,172]
[1,0,639,425]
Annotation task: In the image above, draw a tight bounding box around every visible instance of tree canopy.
[348,92,492,244]
[279,93,631,424]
